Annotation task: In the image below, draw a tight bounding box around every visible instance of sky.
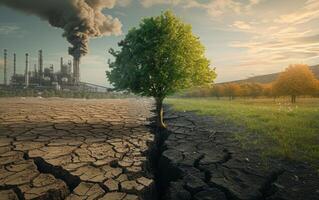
[0,0,319,86]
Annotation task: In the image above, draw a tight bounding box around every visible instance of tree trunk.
[155,98,166,129]
[291,95,296,103]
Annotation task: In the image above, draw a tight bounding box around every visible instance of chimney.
[38,50,43,79]
[73,57,80,84]
[4,49,7,85]
[13,53,16,76]
[60,57,63,72]
[68,60,72,75]
[34,64,37,78]
[50,64,54,74]
[25,53,29,87]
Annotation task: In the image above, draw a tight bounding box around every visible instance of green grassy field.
[166,97,319,167]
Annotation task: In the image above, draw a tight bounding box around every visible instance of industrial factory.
[1,49,107,92]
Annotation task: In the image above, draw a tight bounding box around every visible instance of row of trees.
[184,64,319,103]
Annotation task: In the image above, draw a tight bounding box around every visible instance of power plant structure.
[1,49,108,92]
[3,49,7,86]
[73,56,80,84]
[25,53,29,87]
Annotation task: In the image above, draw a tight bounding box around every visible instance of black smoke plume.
[0,0,123,58]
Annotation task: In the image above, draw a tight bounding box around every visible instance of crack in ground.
[194,154,236,200]
[260,169,285,199]
[147,115,171,200]
[23,153,81,192]
[0,185,25,200]
[156,109,292,200]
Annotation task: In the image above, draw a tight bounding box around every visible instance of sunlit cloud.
[297,34,319,43]
[231,21,252,30]
[218,0,319,81]
[182,0,261,18]
[194,0,242,17]
[140,0,182,8]
[275,0,319,24]
[139,0,262,18]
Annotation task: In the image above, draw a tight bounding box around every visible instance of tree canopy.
[273,64,317,103]
[107,11,216,127]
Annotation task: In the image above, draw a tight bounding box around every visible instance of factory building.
[1,49,109,92]
[3,49,76,90]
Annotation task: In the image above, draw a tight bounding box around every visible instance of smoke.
[0,0,124,58]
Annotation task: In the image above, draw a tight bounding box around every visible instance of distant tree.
[249,83,263,98]
[239,83,250,98]
[198,87,212,97]
[273,64,317,103]
[223,83,241,100]
[211,84,224,99]
[107,11,216,128]
[315,80,319,97]
[262,83,275,98]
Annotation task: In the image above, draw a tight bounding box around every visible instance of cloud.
[273,51,318,60]
[182,0,243,17]
[231,21,252,30]
[249,0,261,6]
[0,25,20,35]
[195,0,242,17]
[275,10,318,24]
[275,0,319,24]
[224,0,319,77]
[139,0,261,18]
[183,0,264,19]
[116,0,132,7]
[297,34,319,43]
[140,0,182,8]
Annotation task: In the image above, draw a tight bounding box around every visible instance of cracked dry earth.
[160,106,319,200]
[0,98,155,200]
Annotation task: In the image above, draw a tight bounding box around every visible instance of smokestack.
[68,60,72,75]
[25,53,29,87]
[60,57,63,72]
[38,50,43,79]
[73,57,80,84]
[34,64,37,78]
[13,53,16,76]
[4,49,7,85]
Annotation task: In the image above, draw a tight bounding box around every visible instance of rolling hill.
[225,65,319,84]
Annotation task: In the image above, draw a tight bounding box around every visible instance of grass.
[166,97,319,167]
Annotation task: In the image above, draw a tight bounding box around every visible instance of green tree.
[107,11,216,128]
